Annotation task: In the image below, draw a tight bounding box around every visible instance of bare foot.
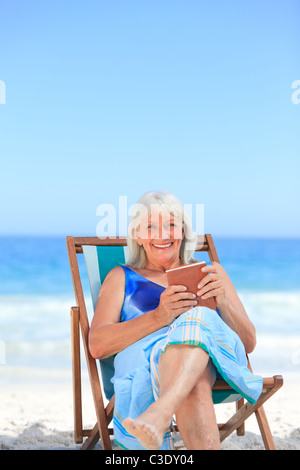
[123,417,164,450]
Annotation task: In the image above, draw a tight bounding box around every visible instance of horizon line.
[0,233,299,240]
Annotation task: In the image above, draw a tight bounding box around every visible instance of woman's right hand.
[153,285,198,327]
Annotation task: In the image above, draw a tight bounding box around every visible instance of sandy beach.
[0,371,299,451]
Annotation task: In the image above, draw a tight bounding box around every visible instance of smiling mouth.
[152,242,174,249]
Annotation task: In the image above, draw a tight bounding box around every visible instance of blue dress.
[111,265,263,450]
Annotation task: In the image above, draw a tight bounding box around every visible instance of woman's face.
[135,210,184,268]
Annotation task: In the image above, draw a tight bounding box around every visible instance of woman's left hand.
[196,262,229,308]
[197,262,257,353]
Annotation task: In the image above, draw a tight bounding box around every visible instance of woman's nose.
[157,225,170,239]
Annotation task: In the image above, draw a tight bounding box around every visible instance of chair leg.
[80,396,115,450]
[236,398,245,436]
[80,424,100,450]
[255,406,276,450]
[84,349,112,449]
[70,304,113,449]
[219,376,283,449]
[70,306,83,444]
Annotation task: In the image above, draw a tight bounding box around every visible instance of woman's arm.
[197,262,256,354]
[89,266,197,359]
[89,267,158,359]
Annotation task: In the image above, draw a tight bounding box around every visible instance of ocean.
[0,236,300,383]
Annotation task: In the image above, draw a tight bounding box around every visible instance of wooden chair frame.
[66,234,283,450]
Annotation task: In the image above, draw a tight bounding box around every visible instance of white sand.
[0,372,299,450]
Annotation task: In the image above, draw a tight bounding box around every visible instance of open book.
[165,261,217,311]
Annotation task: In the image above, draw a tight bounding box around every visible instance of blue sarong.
[111,266,263,450]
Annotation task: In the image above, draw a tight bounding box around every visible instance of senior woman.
[89,191,262,450]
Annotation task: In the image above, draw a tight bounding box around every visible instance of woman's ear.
[132,227,143,246]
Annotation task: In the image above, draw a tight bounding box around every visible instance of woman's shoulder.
[103,265,126,286]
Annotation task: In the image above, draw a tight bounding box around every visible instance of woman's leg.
[123,344,216,449]
[175,361,220,450]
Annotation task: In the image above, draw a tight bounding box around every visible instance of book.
[165,261,217,311]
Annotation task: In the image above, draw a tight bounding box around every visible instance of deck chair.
[66,234,283,450]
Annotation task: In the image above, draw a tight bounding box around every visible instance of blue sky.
[0,0,299,237]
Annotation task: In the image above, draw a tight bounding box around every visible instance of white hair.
[126,190,197,269]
